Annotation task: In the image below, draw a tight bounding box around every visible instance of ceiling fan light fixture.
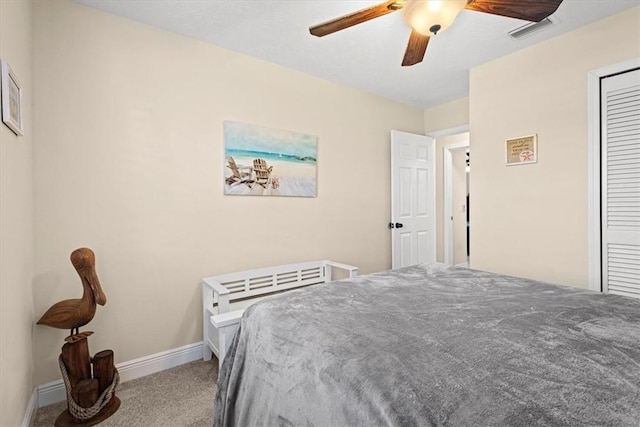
[402,0,466,35]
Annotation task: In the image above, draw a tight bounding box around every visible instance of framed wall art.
[1,60,23,136]
[223,121,317,197]
[505,134,536,166]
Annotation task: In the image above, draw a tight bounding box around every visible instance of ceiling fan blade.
[309,1,404,37]
[401,29,430,67]
[464,0,563,22]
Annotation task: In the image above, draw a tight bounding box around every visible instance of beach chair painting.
[223,121,317,197]
[225,156,253,187]
[252,159,273,188]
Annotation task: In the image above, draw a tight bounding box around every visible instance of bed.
[213,263,640,426]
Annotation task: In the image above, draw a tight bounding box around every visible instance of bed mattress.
[214,264,640,426]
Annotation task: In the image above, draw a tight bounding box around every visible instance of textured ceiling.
[75,0,640,108]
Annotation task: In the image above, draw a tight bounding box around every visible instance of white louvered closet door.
[601,68,640,298]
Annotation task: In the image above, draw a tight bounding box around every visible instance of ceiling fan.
[309,0,564,67]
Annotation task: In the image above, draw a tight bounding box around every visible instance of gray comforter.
[214,264,640,426]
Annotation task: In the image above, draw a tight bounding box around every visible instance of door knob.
[389,222,404,229]
[395,223,404,228]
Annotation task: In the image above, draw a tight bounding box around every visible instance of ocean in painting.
[223,121,317,197]
[225,148,316,165]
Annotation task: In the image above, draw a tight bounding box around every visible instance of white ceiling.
[74,0,640,108]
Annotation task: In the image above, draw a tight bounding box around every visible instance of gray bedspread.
[213,264,640,426]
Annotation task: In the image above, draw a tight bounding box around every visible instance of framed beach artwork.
[1,60,23,136]
[505,134,537,166]
[223,121,317,197]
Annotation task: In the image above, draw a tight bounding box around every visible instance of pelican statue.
[37,248,107,339]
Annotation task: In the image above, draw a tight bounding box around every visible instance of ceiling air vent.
[508,17,555,39]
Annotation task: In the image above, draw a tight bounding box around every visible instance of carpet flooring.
[32,359,218,426]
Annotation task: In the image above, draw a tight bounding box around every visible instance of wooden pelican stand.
[55,332,120,426]
[37,247,120,425]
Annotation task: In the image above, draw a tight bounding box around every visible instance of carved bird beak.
[87,268,107,306]
[71,247,107,305]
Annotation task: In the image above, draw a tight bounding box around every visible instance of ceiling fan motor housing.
[402,0,467,35]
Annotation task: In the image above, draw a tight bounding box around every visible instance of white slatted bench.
[202,260,358,368]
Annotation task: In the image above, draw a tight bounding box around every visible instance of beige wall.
[424,98,470,263]
[424,97,469,134]
[0,0,35,425]
[469,6,640,286]
[32,0,424,384]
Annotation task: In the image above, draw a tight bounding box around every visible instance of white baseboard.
[22,388,37,427]
[34,341,204,409]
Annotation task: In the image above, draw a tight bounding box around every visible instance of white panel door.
[391,130,435,269]
[601,68,640,298]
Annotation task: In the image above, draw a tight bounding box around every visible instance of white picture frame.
[1,60,23,136]
[505,134,537,166]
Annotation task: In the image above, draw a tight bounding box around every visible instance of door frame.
[426,125,470,266]
[587,57,640,292]
[443,141,470,265]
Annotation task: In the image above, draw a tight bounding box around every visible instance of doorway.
[599,67,640,298]
[588,58,640,294]
[390,130,436,269]
[443,141,470,266]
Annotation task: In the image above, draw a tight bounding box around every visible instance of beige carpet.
[33,359,218,426]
